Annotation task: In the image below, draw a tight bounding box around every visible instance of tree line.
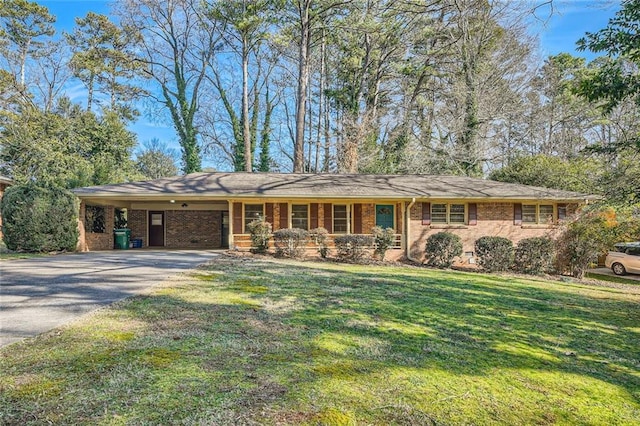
[0,0,639,205]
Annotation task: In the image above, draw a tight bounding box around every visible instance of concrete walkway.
[588,267,640,282]
[0,250,219,347]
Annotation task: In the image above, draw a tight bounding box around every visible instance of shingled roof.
[73,172,598,202]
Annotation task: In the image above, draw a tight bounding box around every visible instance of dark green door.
[375,205,394,230]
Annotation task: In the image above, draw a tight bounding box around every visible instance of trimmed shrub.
[425,232,463,268]
[310,227,329,258]
[475,236,514,272]
[246,220,272,254]
[514,237,555,275]
[334,234,373,262]
[372,226,396,260]
[273,228,309,258]
[1,183,79,252]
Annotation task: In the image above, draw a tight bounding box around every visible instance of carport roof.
[72,172,599,202]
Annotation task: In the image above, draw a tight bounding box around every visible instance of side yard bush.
[475,236,514,272]
[273,228,309,258]
[425,232,463,268]
[553,204,639,278]
[246,220,272,254]
[309,227,329,258]
[1,183,79,252]
[514,237,555,275]
[372,226,395,260]
[335,234,374,262]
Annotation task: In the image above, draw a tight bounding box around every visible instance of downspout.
[405,197,420,263]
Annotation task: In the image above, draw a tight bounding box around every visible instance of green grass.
[0,240,48,260]
[1,256,639,425]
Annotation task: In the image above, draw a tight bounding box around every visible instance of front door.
[375,205,394,230]
[149,211,165,247]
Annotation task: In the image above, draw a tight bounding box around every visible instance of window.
[334,205,348,233]
[431,204,447,223]
[85,205,105,233]
[244,204,264,231]
[523,204,554,224]
[291,204,308,230]
[628,247,640,256]
[522,205,537,224]
[432,203,466,224]
[449,204,465,224]
[539,205,554,224]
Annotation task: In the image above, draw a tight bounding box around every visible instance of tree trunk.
[293,0,311,173]
[87,73,95,112]
[242,36,252,172]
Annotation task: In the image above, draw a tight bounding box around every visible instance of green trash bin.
[114,229,131,249]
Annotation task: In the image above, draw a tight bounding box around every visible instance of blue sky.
[34,0,621,160]
[534,0,619,59]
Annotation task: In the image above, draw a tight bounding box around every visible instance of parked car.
[605,242,640,275]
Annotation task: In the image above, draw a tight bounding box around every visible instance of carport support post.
[228,200,234,249]
[77,201,87,252]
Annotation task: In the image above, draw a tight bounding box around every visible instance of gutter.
[405,197,420,264]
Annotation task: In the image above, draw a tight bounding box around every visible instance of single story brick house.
[72,172,598,262]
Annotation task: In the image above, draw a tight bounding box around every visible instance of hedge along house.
[0,176,13,240]
[72,172,598,261]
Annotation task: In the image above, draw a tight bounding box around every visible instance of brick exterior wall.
[408,202,574,262]
[362,203,376,233]
[273,203,282,231]
[128,209,147,247]
[165,210,222,248]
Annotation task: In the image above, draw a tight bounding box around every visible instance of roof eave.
[72,192,600,202]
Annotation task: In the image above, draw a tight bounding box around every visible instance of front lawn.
[1,255,639,425]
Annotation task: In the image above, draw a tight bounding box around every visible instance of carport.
[77,199,230,251]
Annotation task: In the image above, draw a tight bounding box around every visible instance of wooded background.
[1,0,638,205]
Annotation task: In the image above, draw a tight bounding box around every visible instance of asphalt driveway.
[0,250,219,347]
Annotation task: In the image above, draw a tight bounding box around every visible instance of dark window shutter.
[265,203,274,226]
[514,203,522,226]
[468,203,477,226]
[422,202,431,225]
[396,202,401,232]
[233,202,243,234]
[279,203,288,229]
[353,203,363,234]
[310,203,319,229]
[323,203,332,233]
[557,203,567,220]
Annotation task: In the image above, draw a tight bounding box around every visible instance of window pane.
[539,205,554,224]
[244,204,264,231]
[431,204,447,223]
[522,205,537,223]
[333,205,348,233]
[292,204,308,230]
[450,204,465,223]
